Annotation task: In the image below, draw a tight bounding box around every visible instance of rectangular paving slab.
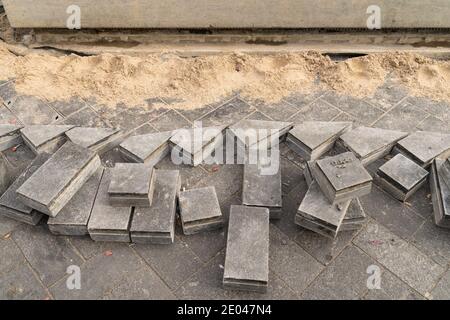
[47,167,104,236]
[223,205,269,293]
[440,159,450,190]
[108,163,155,207]
[0,124,23,152]
[65,127,122,155]
[16,141,101,217]
[375,153,429,201]
[0,153,51,225]
[430,159,450,228]
[312,152,373,204]
[179,186,223,235]
[130,169,180,244]
[87,168,133,242]
[119,131,172,166]
[20,125,75,154]
[286,121,352,161]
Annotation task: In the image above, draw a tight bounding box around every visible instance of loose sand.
[0,41,449,108]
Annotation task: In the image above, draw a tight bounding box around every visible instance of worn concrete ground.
[0,77,449,300]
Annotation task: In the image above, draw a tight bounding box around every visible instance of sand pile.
[0,41,449,108]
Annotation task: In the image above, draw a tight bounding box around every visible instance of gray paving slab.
[177,228,226,263]
[130,169,180,244]
[440,158,450,189]
[149,109,191,132]
[251,100,298,121]
[223,205,270,293]
[8,95,60,125]
[340,198,367,232]
[289,98,340,123]
[47,168,104,236]
[0,81,17,106]
[155,155,208,189]
[65,127,121,154]
[62,107,111,128]
[0,124,23,152]
[337,126,408,165]
[179,186,223,235]
[87,168,133,242]
[0,105,20,126]
[417,115,450,133]
[198,97,256,127]
[412,218,450,267]
[48,97,88,117]
[286,121,352,161]
[0,153,50,225]
[430,269,450,300]
[312,152,373,204]
[430,159,450,228]
[20,124,75,154]
[373,100,428,132]
[17,141,101,217]
[108,163,154,207]
[119,131,172,166]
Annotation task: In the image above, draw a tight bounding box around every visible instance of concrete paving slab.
[47,168,104,236]
[119,131,172,166]
[48,97,88,117]
[8,96,60,125]
[439,158,450,189]
[130,170,180,244]
[393,131,450,167]
[108,163,154,207]
[430,159,450,228]
[20,124,74,154]
[0,82,17,107]
[66,127,121,154]
[223,205,269,293]
[340,198,367,231]
[88,168,133,242]
[0,124,23,152]
[337,126,408,165]
[179,186,223,235]
[0,153,50,225]
[17,141,101,217]
[289,99,341,123]
[286,121,352,161]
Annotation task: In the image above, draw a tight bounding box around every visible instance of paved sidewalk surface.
[0,78,449,300]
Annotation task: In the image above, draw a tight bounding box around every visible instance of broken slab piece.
[340,198,367,232]
[130,170,180,244]
[430,159,450,228]
[65,127,121,155]
[311,152,373,204]
[0,153,51,225]
[20,124,74,154]
[223,205,269,293]
[16,141,101,217]
[393,131,450,167]
[87,168,133,242]
[0,124,23,151]
[47,168,104,236]
[374,154,429,202]
[336,126,408,165]
[286,121,352,161]
[119,131,172,166]
[108,163,154,207]
[179,186,223,235]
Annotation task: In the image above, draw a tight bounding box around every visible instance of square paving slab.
[286,121,352,161]
[65,127,121,155]
[130,170,180,244]
[312,152,373,204]
[16,141,101,217]
[223,205,269,293]
[47,168,104,236]
[0,124,23,152]
[340,198,367,232]
[375,154,429,201]
[87,168,133,242]
[394,131,450,167]
[0,153,50,225]
[20,125,75,154]
[179,186,223,235]
[430,159,450,228]
[337,126,408,165]
[108,163,154,207]
[119,131,172,166]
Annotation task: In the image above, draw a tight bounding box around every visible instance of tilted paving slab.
[0,124,23,151]
[65,127,122,154]
[438,158,450,190]
[119,131,172,166]
[340,198,367,232]
[130,169,180,244]
[16,141,101,217]
[0,153,51,225]
[108,163,155,207]
[179,186,223,235]
[47,167,104,236]
[336,126,408,165]
[374,154,429,202]
[223,205,270,293]
[393,131,450,167]
[20,124,74,154]
[286,121,352,161]
[430,159,450,228]
[88,168,133,242]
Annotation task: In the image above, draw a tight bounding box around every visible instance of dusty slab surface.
[430,159,450,228]
[340,198,366,231]
[20,125,74,154]
[65,127,121,153]
[119,131,172,166]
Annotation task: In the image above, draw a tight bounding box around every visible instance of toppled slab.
[374,154,429,202]
[179,186,223,235]
[130,170,180,244]
[430,159,450,228]
[65,127,121,154]
[286,121,351,161]
[0,124,23,152]
[223,205,269,293]
[340,198,367,232]
[337,126,408,165]
[47,168,104,236]
[0,153,50,225]
[16,141,101,217]
[20,125,75,154]
[440,159,450,190]
[393,131,450,167]
[119,131,172,166]
[108,163,155,207]
[87,168,133,242]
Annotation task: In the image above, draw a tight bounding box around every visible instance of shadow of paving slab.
[354,220,444,296]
